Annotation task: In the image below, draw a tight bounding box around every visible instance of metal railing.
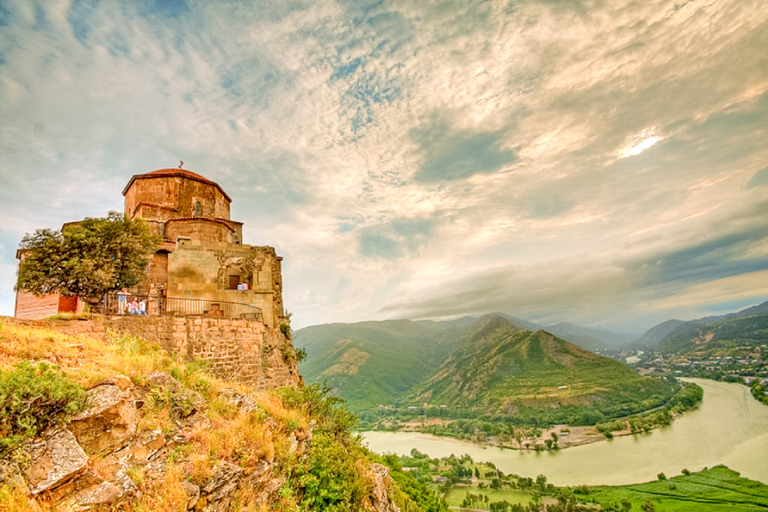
[104,292,262,321]
[163,296,262,321]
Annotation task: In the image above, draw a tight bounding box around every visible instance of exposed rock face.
[369,463,401,512]
[16,378,143,510]
[24,428,88,495]
[8,373,401,511]
[69,384,138,454]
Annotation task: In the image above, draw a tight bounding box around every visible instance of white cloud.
[1,0,767,332]
[618,128,664,159]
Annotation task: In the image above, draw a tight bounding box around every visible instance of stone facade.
[123,169,233,226]
[122,168,287,329]
[166,239,284,327]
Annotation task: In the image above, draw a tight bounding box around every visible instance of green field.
[580,466,768,511]
[444,487,532,507]
[379,451,768,512]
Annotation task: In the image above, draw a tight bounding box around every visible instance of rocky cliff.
[0,318,403,511]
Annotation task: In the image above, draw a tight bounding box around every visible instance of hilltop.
[654,312,768,355]
[0,317,445,511]
[297,315,690,443]
[632,301,768,351]
[295,319,464,412]
[415,316,679,425]
[294,314,635,416]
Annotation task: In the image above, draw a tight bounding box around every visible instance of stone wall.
[3,315,301,390]
[167,239,284,328]
[165,218,243,245]
[124,172,231,223]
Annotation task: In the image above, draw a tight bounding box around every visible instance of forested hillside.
[295,320,464,411]
[297,316,681,430]
[414,316,679,426]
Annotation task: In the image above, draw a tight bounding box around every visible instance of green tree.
[536,474,547,492]
[16,212,158,304]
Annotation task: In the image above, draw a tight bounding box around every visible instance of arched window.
[195,201,201,217]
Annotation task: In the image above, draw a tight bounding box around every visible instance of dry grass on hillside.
[0,319,321,511]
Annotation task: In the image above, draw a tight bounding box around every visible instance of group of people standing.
[117,288,147,315]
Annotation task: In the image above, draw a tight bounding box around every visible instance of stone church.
[15,168,287,329]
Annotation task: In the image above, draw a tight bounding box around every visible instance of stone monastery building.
[16,168,287,329]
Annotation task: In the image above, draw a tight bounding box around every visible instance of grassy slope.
[419,316,678,420]
[585,466,768,511]
[0,319,426,512]
[295,321,463,412]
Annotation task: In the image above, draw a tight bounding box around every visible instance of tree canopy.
[16,212,159,303]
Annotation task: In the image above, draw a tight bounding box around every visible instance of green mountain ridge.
[655,311,768,355]
[297,315,679,426]
[295,320,465,411]
[633,300,768,351]
[414,316,678,424]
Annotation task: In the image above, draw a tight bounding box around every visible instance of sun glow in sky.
[618,129,664,159]
[1,0,767,333]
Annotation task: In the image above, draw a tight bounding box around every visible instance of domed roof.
[122,168,231,201]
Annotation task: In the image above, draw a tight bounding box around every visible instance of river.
[361,379,768,486]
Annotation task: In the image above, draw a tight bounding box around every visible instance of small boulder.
[69,384,138,455]
[102,374,134,391]
[24,427,88,495]
[66,481,123,510]
[129,429,166,463]
[182,481,200,510]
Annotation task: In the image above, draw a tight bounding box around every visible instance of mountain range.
[295,314,678,424]
[631,301,768,354]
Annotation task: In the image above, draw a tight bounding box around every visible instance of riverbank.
[387,422,609,450]
[381,450,768,512]
[373,420,671,452]
[363,381,704,452]
[362,379,768,486]
[368,381,703,452]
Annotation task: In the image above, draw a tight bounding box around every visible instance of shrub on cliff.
[277,384,367,510]
[0,361,86,454]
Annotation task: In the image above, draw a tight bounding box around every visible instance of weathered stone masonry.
[5,315,301,390]
[12,167,299,390]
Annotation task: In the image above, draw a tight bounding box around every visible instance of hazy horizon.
[1,1,767,332]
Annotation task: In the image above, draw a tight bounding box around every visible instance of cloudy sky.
[1,0,767,334]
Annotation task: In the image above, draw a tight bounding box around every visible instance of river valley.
[362,378,768,486]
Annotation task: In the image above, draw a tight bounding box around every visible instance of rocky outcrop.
[69,382,138,455]
[3,362,402,511]
[24,427,88,495]
[6,375,309,511]
[369,463,401,512]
